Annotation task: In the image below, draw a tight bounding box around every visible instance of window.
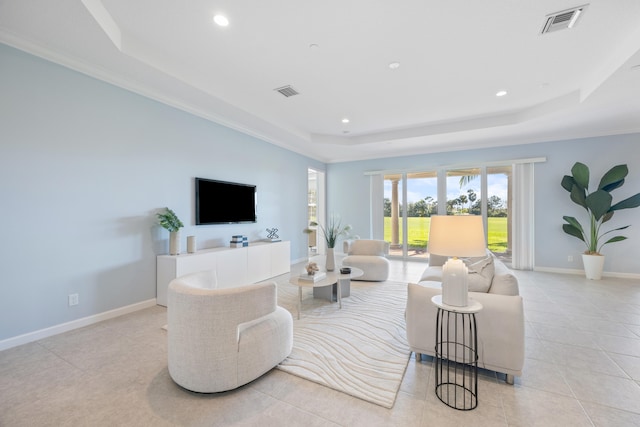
[445,168,481,215]
[377,164,523,265]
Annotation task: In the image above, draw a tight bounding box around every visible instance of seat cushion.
[342,255,390,281]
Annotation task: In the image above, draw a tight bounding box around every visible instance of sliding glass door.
[384,174,403,256]
[487,165,511,260]
[405,172,437,259]
[381,165,513,265]
[384,171,437,260]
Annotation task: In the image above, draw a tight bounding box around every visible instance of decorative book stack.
[298,271,327,282]
[230,235,248,248]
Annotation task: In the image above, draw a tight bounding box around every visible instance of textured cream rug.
[276,280,410,409]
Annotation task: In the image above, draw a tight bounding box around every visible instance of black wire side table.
[431,295,483,410]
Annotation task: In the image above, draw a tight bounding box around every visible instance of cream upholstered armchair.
[342,239,390,281]
[167,270,293,393]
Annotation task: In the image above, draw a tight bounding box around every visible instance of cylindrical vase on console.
[187,236,197,253]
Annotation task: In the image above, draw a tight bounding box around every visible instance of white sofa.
[167,270,293,393]
[342,239,390,281]
[405,252,524,384]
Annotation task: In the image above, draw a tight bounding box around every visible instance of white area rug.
[276,280,410,408]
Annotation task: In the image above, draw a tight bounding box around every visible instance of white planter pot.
[326,248,335,271]
[169,231,181,255]
[582,253,604,280]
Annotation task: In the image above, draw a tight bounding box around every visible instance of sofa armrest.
[488,256,520,295]
[489,273,519,295]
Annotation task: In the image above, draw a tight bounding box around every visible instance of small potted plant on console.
[157,207,184,255]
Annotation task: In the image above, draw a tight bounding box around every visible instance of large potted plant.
[305,215,351,271]
[157,207,184,255]
[561,162,640,279]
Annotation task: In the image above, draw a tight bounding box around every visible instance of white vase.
[169,231,181,255]
[326,247,335,271]
[582,253,604,280]
[187,235,196,253]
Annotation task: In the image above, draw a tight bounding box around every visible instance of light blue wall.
[2,42,638,344]
[327,135,640,276]
[0,44,323,341]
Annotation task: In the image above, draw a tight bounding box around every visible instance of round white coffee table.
[289,267,363,319]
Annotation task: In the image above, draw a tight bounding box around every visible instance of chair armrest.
[347,239,389,256]
[222,282,278,325]
[169,281,277,331]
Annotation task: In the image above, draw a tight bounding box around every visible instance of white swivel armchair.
[167,270,293,393]
[342,239,391,281]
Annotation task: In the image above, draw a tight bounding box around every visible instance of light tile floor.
[1,260,640,426]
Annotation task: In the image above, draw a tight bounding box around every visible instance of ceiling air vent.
[541,4,588,34]
[274,85,300,97]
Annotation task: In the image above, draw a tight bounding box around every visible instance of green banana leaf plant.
[561,162,640,255]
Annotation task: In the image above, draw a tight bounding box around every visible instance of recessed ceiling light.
[388,62,400,70]
[213,14,229,27]
[342,118,350,124]
[496,90,508,97]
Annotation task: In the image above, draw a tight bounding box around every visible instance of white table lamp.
[428,215,486,307]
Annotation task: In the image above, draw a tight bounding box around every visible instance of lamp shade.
[428,215,486,258]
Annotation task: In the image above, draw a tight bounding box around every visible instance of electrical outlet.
[568,255,574,262]
[68,293,79,306]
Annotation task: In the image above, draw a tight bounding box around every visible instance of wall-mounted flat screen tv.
[195,178,257,224]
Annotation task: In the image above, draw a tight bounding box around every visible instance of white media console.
[156,240,290,306]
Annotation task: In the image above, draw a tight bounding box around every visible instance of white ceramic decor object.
[442,257,469,306]
[187,236,196,253]
[169,231,180,255]
[582,253,605,280]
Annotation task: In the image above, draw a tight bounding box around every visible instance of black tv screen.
[195,178,257,224]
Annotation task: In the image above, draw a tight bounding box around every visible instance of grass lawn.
[384,217,508,253]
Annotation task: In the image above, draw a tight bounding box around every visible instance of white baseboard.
[0,299,158,352]
[534,266,640,280]
[292,256,309,265]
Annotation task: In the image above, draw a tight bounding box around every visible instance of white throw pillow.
[463,255,494,293]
